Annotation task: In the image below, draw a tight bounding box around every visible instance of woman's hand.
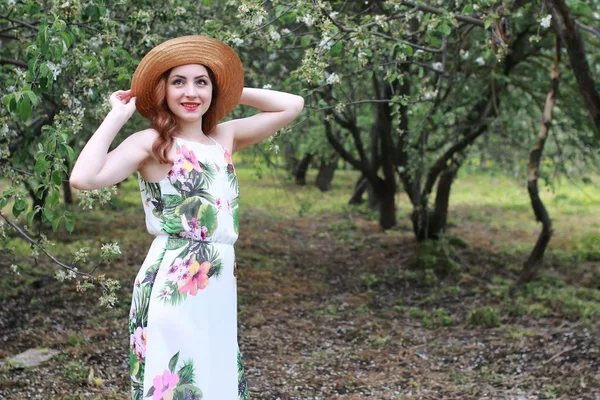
[109,89,137,120]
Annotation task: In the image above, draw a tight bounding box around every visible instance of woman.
[70,36,304,400]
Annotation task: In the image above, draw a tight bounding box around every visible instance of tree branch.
[0,210,92,278]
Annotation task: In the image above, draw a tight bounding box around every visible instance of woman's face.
[165,64,213,124]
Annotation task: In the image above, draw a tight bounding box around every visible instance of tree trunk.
[62,172,73,206]
[372,178,396,229]
[545,0,600,135]
[294,153,313,185]
[283,141,298,174]
[520,36,560,283]
[315,154,339,192]
[349,174,368,205]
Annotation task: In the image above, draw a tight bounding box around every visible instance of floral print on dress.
[146,352,203,400]
[134,138,244,399]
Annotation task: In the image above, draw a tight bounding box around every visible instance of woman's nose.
[184,83,196,97]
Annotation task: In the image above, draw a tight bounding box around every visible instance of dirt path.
[1,211,598,399]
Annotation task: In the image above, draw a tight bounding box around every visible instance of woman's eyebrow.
[171,74,209,79]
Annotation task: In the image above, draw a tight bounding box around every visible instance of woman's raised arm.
[216,88,304,153]
[70,90,151,190]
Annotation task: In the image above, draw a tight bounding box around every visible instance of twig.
[542,345,576,364]
[0,210,92,278]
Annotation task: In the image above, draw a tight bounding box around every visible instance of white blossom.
[318,34,333,51]
[269,30,280,41]
[540,14,552,29]
[459,49,469,59]
[473,4,479,10]
[432,62,443,71]
[329,11,339,19]
[281,28,291,35]
[593,12,600,20]
[299,14,315,27]
[475,57,485,66]
[47,62,61,81]
[232,37,244,46]
[326,72,340,85]
[262,84,272,89]
[10,264,19,275]
[252,14,264,26]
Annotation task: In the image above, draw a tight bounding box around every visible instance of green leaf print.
[177,359,196,385]
[205,246,223,278]
[173,384,203,400]
[176,197,203,218]
[168,351,180,374]
[167,237,188,250]
[197,203,218,236]
[232,207,239,235]
[130,351,139,376]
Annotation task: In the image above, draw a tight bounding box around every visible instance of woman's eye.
[173,79,184,85]
[196,80,207,85]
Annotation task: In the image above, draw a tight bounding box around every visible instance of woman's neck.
[175,119,206,139]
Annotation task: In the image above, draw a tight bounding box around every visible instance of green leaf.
[52,216,61,231]
[484,18,491,30]
[0,196,9,209]
[46,188,60,207]
[197,204,218,236]
[12,198,28,217]
[27,209,36,225]
[52,170,62,185]
[168,351,180,374]
[65,217,74,233]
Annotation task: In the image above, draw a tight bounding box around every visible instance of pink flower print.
[179,145,202,174]
[158,286,173,300]
[224,150,236,175]
[180,215,209,241]
[129,307,137,321]
[152,369,179,400]
[216,198,222,208]
[130,326,147,361]
[177,260,211,296]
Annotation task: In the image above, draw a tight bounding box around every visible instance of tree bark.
[545,0,600,135]
[349,174,368,204]
[315,154,339,192]
[520,36,560,283]
[62,174,73,206]
[294,153,313,185]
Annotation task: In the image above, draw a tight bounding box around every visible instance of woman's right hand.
[109,89,137,119]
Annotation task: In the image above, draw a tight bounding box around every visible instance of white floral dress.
[129,136,249,400]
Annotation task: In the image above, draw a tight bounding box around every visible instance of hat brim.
[131,35,244,128]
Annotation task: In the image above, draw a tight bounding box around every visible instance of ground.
[0,169,599,399]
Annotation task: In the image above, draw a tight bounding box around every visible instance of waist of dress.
[154,233,235,246]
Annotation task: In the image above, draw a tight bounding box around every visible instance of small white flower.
[540,14,552,29]
[10,264,19,275]
[318,34,333,51]
[8,0,16,5]
[326,72,340,85]
[329,11,339,19]
[475,57,485,66]
[281,28,291,35]
[262,84,272,89]
[473,4,479,10]
[593,12,599,20]
[232,37,244,46]
[432,62,443,71]
[269,30,280,41]
[459,49,469,59]
[299,14,315,27]
[252,14,264,26]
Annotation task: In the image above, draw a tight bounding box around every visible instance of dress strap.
[208,136,226,151]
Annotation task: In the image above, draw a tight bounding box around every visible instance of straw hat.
[131,35,244,129]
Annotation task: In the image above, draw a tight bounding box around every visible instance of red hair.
[151,66,218,164]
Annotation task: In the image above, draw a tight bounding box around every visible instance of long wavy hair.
[151,66,218,164]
